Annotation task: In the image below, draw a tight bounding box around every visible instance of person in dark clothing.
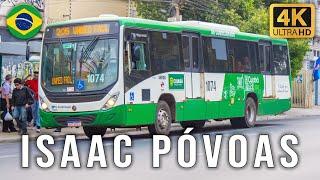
[12,78,34,135]
[1,74,17,133]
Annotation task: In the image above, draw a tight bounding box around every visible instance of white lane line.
[0,154,19,159]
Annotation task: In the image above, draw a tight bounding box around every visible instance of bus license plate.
[67,120,81,127]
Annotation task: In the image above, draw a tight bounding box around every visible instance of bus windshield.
[41,37,118,93]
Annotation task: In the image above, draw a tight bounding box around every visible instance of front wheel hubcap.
[157,109,169,129]
[246,104,255,123]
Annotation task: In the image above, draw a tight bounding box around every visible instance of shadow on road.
[77,121,286,142]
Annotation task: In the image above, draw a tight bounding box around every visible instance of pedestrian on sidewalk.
[25,71,40,133]
[12,78,34,135]
[1,74,17,133]
[313,57,320,81]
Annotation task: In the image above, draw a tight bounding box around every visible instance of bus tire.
[148,100,172,135]
[83,126,107,139]
[230,97,257,128]
[180,121,206,130]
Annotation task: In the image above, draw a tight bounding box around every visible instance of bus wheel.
[148,101,172,135]
[230,97,257,128]
[83,126,107,139]
[180,121,206,130]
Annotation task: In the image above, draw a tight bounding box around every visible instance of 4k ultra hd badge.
[6,3,43,40]
[270,4,315,38]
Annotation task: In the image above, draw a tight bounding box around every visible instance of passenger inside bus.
[235,61,244,72]
[131,42,147,70]
[243,56,252,72]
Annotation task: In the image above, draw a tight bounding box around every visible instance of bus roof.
[47,15,288,45]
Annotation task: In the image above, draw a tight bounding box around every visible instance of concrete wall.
[46,0,129,24]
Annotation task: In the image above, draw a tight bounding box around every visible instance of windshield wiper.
[79,36,101,74]
[79,36,100,64]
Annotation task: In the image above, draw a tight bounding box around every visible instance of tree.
[135,0,310,77]
[136,1,170,21]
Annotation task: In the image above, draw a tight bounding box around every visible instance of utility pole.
[62,0,72,20]
[69,0,72,20]
[168,0,182,22]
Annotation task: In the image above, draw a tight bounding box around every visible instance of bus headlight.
[40,98,50,112]
[102,93,119,110]
[41,102,48,110]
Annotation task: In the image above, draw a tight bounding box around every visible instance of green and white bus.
[39,15,291,138]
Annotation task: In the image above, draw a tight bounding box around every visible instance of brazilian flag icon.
[6,3,43,40]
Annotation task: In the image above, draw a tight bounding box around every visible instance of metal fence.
[292,70,314,108]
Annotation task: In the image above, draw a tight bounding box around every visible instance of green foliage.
[241,8,269,35]
[135,0,310,77]
[288,39,310,77]
[135,1,170,21]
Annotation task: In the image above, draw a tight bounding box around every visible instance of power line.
[183,0,215,15]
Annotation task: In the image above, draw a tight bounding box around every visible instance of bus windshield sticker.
[67,87,75,92]
[51,76,73,85]
[169,74,184,90]
[129,92,135,101]
[76,80,85,91]
[63,43,74,49]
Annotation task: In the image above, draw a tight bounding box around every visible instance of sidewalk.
[1,107,320,143]
[257,106,320,120]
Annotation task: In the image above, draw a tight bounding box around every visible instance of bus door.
[182,33,205,120]
[259,41,275,98]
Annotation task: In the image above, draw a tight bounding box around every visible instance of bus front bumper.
[40,105,127,128]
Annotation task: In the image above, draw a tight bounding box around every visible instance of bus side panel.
[175,102,185,121]
[259,99,291,115]
[259,75,291,115]
[124,103,156,126]
[205,101,220,119]
[218,73,263,119]
[180,99,206,121]
[203,73,225,119]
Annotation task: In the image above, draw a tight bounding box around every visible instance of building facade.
[0,0,44,80]
[303,0,320,105]
[45,0,136,25]
[303,0,320,70]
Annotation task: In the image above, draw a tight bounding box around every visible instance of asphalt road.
[0,116,319,180]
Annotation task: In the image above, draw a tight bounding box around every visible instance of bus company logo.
[169,74,184,90]
[6,3,43,40]
[270,4,315,38]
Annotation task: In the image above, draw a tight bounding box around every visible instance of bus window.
[52,46,72,84]
[203,37,230,72]
[192,37,199,69]
[182,36,190,68]
[248,43,258,73]
[272,45,289,75]
[259,45,265,72]
[212,39,227,61]
[265,46,271,72]
[259,43,272,73]
[229,40,251,73]
[130,42,149,71]
[151,32,180,74]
